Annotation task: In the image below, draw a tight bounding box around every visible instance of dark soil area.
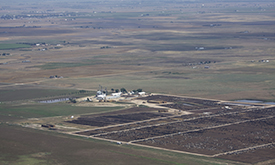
[138,95,220,111]
[68,107,171,127]
[76,107,163,118]
[137,117,275,163]
[96,108,275,142]
[139,95,218,105]
[218,144,275,164]
[77,106,274,137]
[77,117,177,136]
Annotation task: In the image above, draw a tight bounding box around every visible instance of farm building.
[112,92,122,96]
[138,92,146,95]
[96,90,106,100]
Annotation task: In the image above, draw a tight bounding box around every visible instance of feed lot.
[73,95,275,163]
[68,107,171,127]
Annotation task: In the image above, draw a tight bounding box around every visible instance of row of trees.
[110,88,142,94]
[132,89,143,93]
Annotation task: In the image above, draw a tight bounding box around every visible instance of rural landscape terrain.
[0,0,275,164]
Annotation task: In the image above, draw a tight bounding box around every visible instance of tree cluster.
[0,53,10,56]
[110,88,142,94]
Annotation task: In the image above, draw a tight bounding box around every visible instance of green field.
[0,88,95,102]
[0,104,123,119]
[0,44,31,50]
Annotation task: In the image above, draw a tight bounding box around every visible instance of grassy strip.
[109,150,182,165]
[0,154,50,165]
[33,59,106,70]
[120,144,234,165]
[36,62,90,70]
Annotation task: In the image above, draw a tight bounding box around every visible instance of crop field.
[1,0,275,164]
